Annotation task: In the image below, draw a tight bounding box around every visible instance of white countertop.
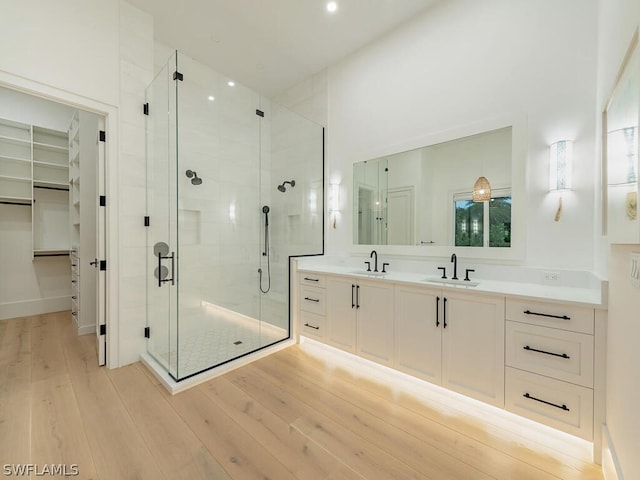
[297,264,606,307]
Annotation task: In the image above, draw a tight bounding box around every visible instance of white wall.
[596,1,640,478]
[326,0,598,270]
[0,0,120,108]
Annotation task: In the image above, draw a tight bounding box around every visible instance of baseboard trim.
[602,424,623,480]
[77,324,95,336]
[0,296,70,320]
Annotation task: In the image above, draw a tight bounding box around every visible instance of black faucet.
[370,250,378,272]
[451,253,458,280]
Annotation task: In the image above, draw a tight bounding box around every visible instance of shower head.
[277,180,296,192]
[185,169,202,185]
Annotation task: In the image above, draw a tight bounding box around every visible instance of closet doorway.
[0,86,107,365]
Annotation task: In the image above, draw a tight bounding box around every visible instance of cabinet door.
[326,276,357,353]
[356,279,394,366]
[442,291,505,407]
[394,284,442,383]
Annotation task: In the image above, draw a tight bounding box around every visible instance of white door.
[95,118,106,366]
[326,276,357,353]
[387,187,414,245]
[442,291,505,407]
[394,284,442,383]
[356,280,394,366]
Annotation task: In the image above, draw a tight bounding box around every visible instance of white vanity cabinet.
[504,298,596,440]
[394,284,505,408]
[326,275,394,366]
[299,273,327,341]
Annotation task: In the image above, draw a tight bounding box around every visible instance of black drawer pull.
[304,297,320,303]
[523,392,570,411]
[304,277,319,282]
[523,345,570,359]
[523,310,570,320]
[304,323,320,330]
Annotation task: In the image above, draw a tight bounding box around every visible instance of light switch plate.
[631,252,640,287]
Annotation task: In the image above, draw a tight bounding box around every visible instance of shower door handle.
[156,252,175,287]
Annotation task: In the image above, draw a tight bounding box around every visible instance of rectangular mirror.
[353,126,512,248]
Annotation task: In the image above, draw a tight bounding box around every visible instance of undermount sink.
[423,277,479,288]
[348,270,388,277]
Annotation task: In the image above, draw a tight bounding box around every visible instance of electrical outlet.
[544,271,559,281]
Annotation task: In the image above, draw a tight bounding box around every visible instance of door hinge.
[99,195,106,207]
[99,260,107,271]
[144,327,150,338]
[99,130,106,142]
[143,103,149,115]
[256,109,264,117]
[100,324,106,336]
[144,216,150,227]
[173,71,184,81]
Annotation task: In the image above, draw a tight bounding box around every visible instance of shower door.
[145,53,179,377]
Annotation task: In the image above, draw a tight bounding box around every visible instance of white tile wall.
[117,1,154,366]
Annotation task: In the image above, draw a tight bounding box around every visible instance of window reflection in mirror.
[353,126,512,247]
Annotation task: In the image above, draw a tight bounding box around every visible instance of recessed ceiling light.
[208,95,215,101]
[228,81,235,87]
[326,1,338,13]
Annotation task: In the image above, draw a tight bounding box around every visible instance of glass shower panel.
[175,53,263,379]
[145,52,179,378]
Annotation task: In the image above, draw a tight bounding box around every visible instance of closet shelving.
[0,117,71,257]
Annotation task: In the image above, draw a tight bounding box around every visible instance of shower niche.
[145,51,324,381]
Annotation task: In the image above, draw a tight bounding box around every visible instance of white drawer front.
[300,311,325,339]
[506,298,594,334]
[299,273,326,288]
[300,286,326,315]
[505,367,593,441]
[506,321,594,388]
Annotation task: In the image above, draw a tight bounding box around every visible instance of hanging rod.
[0,200,32,206]
[34,185,69,192]
[34,253,70,257]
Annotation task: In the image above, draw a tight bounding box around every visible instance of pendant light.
[472,176,492,202]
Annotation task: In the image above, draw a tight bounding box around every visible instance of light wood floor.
[0,311,603,480]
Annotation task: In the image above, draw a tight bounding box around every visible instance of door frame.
[0,71,119,368]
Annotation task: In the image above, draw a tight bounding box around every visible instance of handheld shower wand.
[259,205,271,293]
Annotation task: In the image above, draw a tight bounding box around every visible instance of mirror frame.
[347,113,527,261]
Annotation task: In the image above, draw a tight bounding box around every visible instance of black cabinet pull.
[523,310,570,321]
[436,296,440,327]
[523,345,570,359]
[523,392,570,411]
[304,297,320,303]
[304,277,319,282]
[351,284,355,308]
[443,297,447,328]
[304,323,320,330]
[356,285,360,309]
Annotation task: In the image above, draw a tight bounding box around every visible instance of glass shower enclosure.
[145,51,323,381]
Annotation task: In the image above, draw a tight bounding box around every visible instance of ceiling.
[127,0,439,97]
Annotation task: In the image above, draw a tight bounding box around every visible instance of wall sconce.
[549,140,573,222]
[549,140,573,191]
[328,183,340,229]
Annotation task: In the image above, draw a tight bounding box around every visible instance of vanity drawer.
[505,367,593,441]
[300,286,326,315]
[506,298,594,334]
[300,311,325,339]
[299,273,326,288]
[506,321,594,387]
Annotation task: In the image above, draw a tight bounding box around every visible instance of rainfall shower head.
[277,180,295,192]
[185,169,202,185]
